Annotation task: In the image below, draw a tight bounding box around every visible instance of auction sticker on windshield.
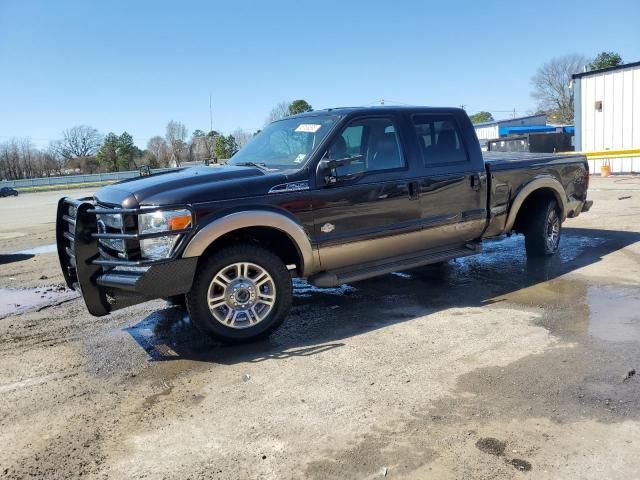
[295,124,321,133]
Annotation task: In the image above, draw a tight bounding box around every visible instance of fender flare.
[504,177,568,233]
[182,210,315,276]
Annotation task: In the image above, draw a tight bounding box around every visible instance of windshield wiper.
[233,161,269,171]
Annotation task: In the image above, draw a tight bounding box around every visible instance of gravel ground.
[1,178,639,479]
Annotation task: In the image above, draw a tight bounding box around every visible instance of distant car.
[0,187,18,197]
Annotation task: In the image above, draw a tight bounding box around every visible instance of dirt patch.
[475,437,506,456]
[510,458,532,472]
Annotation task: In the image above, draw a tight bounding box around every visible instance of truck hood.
[94,165,289,208]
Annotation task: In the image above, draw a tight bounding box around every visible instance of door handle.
[408,181,420,200]
[470,174,481,191]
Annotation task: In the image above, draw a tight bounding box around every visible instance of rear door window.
[412,115,469,166]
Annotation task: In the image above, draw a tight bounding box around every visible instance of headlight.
[140,236,180,260]
[138,209,192,234]
[138,209,192,260]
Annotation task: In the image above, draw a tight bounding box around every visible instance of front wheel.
[524,199,562,257]
[186,244,292,343]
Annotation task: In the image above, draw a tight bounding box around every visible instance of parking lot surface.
[1,178,640,479]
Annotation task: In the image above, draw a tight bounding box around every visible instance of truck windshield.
[228,115,337,169]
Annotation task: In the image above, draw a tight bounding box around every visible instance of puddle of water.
[292,279,356,298]
[458,234,606,272]
[587,285,640,342]
[0,287,78,318]
[14,243,57,255]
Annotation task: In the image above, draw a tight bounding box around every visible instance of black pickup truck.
[57,107,592,342]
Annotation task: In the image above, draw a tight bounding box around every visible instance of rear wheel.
[186,244,292,343]
[524,199,562,257]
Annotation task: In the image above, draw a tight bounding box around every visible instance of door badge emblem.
[321,223,335,233]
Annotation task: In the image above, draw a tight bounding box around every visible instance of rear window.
[412,115,468,166]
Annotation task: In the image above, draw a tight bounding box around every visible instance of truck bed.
[481,151,590,238]
[483,151,586,169]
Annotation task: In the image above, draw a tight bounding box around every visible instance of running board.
[308,243,481,288]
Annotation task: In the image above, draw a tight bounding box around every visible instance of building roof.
[572,60,640,79]
[473,113,546,128]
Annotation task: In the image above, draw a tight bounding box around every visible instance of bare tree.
[265,101,290,125]
[0,139,21,180]
[0,138,63,180]
[165,120,188,166]
[232,128,253,149]
[19,138,35,178]
[41,150,61,176]
[55,125,102,161]
[531,54,589,123]
[47,141,66,174]
[147,136,169,166]
[190,135,214,163]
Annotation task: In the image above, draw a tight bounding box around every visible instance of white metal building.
[474,114,547,149]
[573,61,640,173]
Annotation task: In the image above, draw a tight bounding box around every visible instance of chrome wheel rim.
[207,262,276,329]
[546,211,560,251]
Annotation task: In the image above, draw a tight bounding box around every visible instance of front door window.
[325,118,405,176]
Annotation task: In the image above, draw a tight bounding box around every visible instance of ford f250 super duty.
[57,107,593,342]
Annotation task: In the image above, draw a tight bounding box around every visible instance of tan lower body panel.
[318,219,485,271]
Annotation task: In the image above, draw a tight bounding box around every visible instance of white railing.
[0,167,181,188]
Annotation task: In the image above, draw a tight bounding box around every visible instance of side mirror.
[316,155,363,186]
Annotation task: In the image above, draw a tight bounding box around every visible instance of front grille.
[95,204,141,261]
[57,198,194,274]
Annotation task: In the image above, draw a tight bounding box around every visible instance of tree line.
[1,98,314,181]
[0,122,256,180]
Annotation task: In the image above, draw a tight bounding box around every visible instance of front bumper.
[56,198,197,316]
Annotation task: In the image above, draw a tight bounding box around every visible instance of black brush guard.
[56,197,198,316]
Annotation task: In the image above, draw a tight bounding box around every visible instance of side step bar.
[308,243,481,288]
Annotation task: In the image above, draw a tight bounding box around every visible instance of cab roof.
[288,106,467,119]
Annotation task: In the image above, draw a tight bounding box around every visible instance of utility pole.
[209,94,213,133]
[380,98,385,105]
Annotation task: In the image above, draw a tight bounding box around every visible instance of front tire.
[524,199,562,257]
[186,244,292,343]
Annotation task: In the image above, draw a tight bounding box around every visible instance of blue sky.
[1,0,639,149]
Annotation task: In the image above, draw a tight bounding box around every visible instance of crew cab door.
[409,112,487,248]
[311,115,423,270]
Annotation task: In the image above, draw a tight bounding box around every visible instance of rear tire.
[524,199,562,257]
[186,244,292,343]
